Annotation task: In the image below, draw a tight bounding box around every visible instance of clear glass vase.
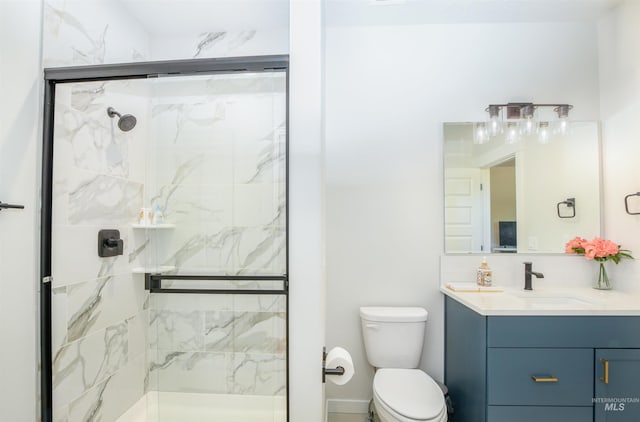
[594,261,612,290]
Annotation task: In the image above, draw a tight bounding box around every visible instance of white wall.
[598,0,640,292]
[289,0,326,420]
[518,122,601,252]
[325,21,600,403]
[0,1,42,421]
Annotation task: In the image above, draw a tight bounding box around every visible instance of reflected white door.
[444,168,489,252]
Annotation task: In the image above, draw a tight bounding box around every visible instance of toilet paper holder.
[322,346,346,383]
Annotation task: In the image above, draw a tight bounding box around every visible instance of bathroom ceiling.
[326,0,623,26]
[118,0,621,35]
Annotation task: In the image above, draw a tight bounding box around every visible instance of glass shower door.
[142,71,288,422]
[45,59,288,422]
[146,278,287,422]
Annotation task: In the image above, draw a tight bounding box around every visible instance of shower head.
[107,107,137,132]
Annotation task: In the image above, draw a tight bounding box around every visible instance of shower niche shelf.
[131,223,176,275]
[131,223,176,229]
[132,265,176,274]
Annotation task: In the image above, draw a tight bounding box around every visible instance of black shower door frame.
[40,55,290,422]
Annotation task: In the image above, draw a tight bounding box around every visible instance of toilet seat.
[373,369,447,422]
[374,394,447,422]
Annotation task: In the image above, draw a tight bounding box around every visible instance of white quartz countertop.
[440,284,640,316]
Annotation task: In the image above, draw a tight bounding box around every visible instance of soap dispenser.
[152,205,164,225]
[476,257,492,286]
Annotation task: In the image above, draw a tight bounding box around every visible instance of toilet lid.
[374,369,444,421]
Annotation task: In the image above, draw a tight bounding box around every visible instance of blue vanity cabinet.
[595,349,640,420]
[487,348,593,407]
[444,296,640,422]
[444,296,488,422]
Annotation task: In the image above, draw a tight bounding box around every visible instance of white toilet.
[360,307,447,422]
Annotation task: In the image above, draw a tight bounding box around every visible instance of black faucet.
[524,262,544,290]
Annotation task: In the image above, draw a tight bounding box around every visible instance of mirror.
[444,121,601,254]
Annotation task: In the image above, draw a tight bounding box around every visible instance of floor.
[327,413,369,422]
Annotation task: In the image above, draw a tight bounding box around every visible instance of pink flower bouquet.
[565,236,633,264]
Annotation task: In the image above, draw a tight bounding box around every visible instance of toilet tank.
[360,307,428,369]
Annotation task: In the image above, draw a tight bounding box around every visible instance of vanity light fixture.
[554,104,572,136]
[473,122,490,144]
[505,122,521,144]
[483,102,573,142]
[537,121,551,144]
[521,104,536,135]
[487,105,502,136]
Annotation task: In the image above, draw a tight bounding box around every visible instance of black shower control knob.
[104,238,120,248]
[97,229,124,257]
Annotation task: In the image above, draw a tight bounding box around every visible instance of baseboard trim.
[326,399,370,414]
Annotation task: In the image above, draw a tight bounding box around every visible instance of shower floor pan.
[117,392,286,422]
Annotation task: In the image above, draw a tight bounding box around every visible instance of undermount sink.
[513,293,595,307]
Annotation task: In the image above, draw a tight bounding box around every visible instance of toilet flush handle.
[365,323,380,331]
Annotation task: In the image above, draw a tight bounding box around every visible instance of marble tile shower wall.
[43,0,287,69]
[147,294,287,396]
[144,73,287,397]
[144,73,287,276]
[43,0,150,67]
[51,80,150,422]
[51,74,287,420]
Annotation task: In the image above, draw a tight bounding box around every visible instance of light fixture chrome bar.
[485,102,573,120]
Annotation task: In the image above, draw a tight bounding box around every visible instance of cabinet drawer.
[488,316,640,348]
[488,348,593,406]
[488,406,593,422]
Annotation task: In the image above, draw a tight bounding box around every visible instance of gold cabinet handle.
[600,358,609,384]
[531,375,558,383]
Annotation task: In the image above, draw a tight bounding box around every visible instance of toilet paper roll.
[325,346,355,386]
